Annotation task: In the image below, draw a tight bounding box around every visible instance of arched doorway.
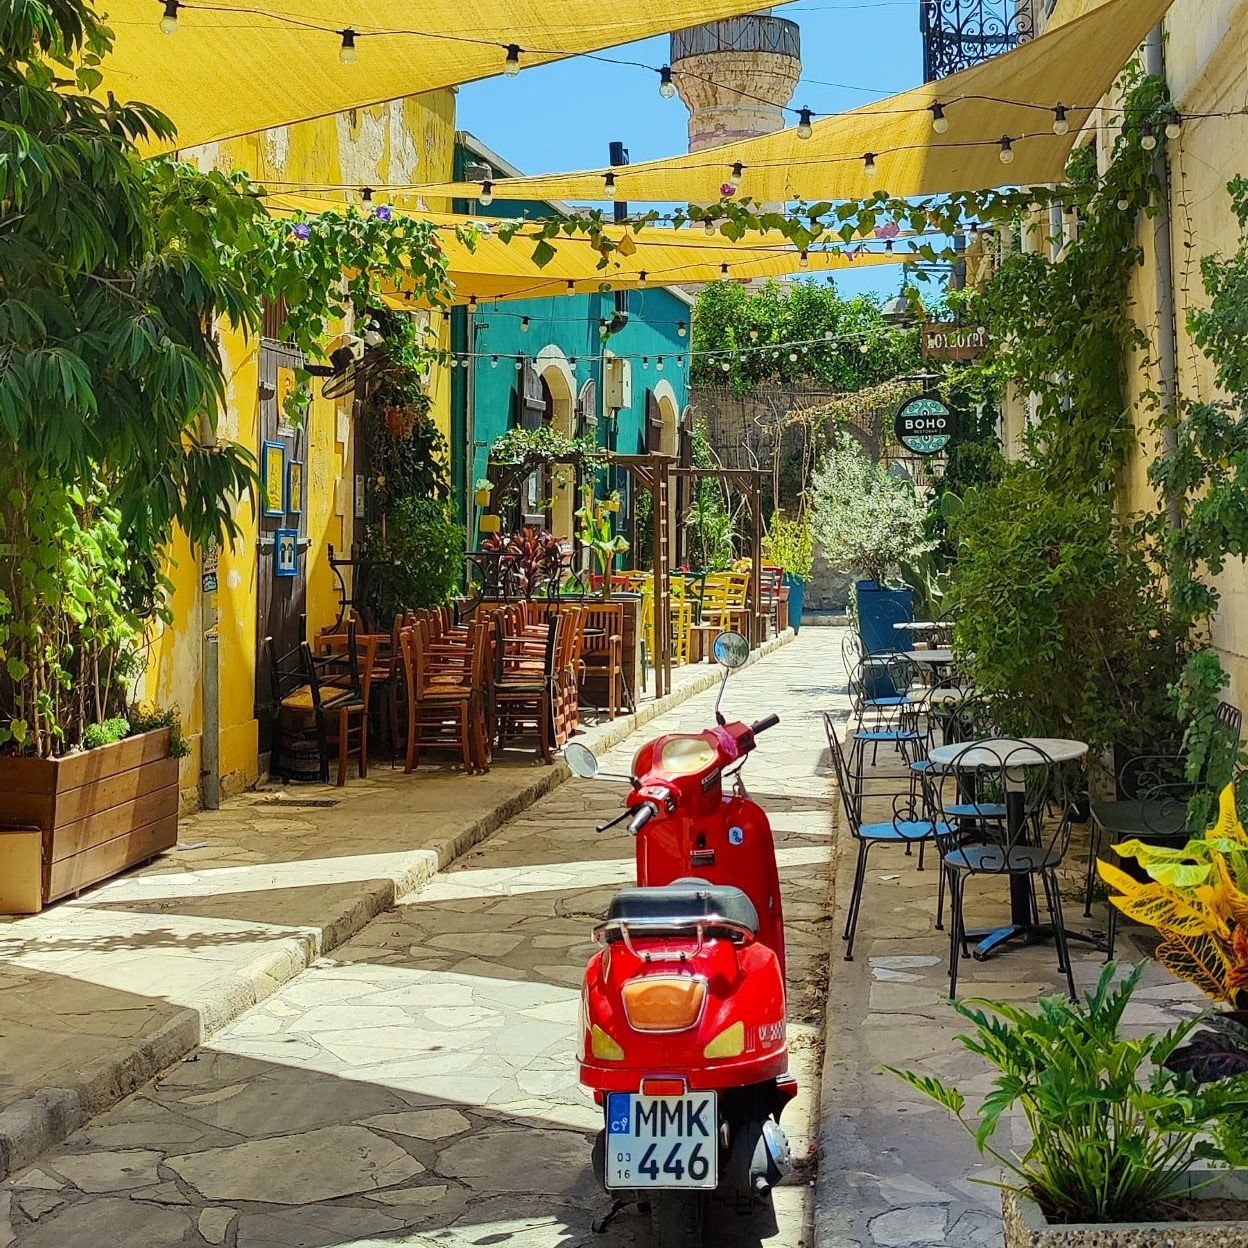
[536,347,577,541]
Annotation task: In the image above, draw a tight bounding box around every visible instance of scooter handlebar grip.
[628,804,657,835]
[751,714,780,736]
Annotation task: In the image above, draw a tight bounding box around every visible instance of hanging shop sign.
[894,396,955,456]
[921,322,988,363]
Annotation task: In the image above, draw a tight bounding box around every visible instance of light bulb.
[678,321,687,338]
[504,44,521,76]
[721,361,731,372]
[1052,105,1070,136]
[720,263,730,278]
[704,218,717,236]
[479,180,494,206]
[930,102,948,135]
[1142,125,1158,151]
[789,352,798,363]
[999,136,1015,165]
[642,357,649,369]
[799,251,809,268]
[514,360,522,370]
[468,297,477,311]
[1117,198,1130,211]
[656,358,664,371]
[729,162,744,189]
[339,28,357,64]
[659,66,676,99]
[160,0,179,35]
[604,172,616,194]
[797,107,813,140]
[864,152,877,175]
[520,316,530,332]
[491,356,499,368]
[749,328,760,342]
[1166,114,1182,140]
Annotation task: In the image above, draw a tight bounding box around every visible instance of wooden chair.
[265,634,308,782]
[758,565,786,637]
[399,619,490,773]
[698,571,751,635]
[495,611,564,762]
[668,575,694,665]
[300,622,376,785]
[580,603,627,720]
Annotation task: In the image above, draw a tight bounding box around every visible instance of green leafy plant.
[82,718,130,750]
[361,500,465,620]
[576,486,629,584]
[809,432,931,584]
[128,704,190,759]
[480,527,565,599]
[946,467,1188,756]
[488,426,606,514]
[887,963,1248,1223]
[762,509,814,581]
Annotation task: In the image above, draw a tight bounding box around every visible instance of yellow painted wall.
[145,91,456,808]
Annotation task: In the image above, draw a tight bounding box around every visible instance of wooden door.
[255,339,308,755]
[516,357,548,526]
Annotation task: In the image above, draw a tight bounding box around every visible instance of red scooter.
[563,631,795,1247]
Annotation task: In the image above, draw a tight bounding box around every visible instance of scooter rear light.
[621,975,707,1032]
[590,1025,625,1061]
[641,1077,688,1097]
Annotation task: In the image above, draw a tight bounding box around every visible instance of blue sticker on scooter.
[729,826,745,845]
[608,1093,632,1135]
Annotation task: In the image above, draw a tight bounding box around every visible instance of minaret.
[671,11,802,155]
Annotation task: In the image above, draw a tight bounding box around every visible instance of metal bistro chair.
[825,711,952,961]
[1090,700,1243,939]
[933,741,1079,1000]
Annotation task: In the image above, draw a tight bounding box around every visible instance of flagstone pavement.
[0,632,837,1248]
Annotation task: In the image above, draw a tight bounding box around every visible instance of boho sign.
[922,322,988,363]
[894,395,955,456]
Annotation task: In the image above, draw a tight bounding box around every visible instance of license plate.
[605,1091,718,1189]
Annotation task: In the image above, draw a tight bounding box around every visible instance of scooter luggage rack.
[593,917,755,962]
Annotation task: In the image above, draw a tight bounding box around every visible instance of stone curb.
[0,629,794,1179]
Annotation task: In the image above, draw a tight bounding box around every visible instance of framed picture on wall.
[274,528,299,578]
[287,459,304,516]
[261,440,286,517]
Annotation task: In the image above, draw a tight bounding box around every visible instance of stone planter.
[0,728,178,912]
[1003,1172,1248,1247]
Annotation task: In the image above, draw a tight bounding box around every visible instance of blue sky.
[457,1,923,299]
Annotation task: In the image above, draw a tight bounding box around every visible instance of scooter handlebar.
[627,803,657,835]
[750,714,780,736]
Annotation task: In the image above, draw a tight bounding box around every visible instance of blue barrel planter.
[854,580,915,655]
[784,573,806,634]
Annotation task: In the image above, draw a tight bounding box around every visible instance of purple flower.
[374,205,394,222]
[875,221,901,239]
[291,221,312,240]
[720,183,737,198]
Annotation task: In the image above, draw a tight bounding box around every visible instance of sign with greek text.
[922,322,988,363]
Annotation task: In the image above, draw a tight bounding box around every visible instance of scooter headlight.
[654,737,719,779]
[621,976,707,1032]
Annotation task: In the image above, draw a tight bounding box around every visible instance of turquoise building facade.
[449,133,693,549]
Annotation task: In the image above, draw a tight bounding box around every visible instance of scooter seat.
[605,877,759,937]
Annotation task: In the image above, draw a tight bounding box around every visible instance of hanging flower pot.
[383,404,417,438]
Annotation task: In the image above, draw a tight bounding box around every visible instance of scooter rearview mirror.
[563,742,600,779]
[713,631,749,670]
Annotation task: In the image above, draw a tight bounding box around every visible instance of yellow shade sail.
[98,0,795,155]
[407,0,1174,206]
[265,197,908,305]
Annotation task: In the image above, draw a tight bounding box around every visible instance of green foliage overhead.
[691,280,921,395]
[887,963,1248,1223]
[809,433,931,585]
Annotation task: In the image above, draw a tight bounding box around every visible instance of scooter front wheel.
[649,1191,707,1248]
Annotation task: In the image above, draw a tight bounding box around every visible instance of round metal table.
[927,736,1091,961]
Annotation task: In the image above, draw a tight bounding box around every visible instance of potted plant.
[576,485,629,600]
[361,498,466,618]
[763,509,814,633]
[480,526,565,601]
[888,963,1248,1245]
[809,433,930,652]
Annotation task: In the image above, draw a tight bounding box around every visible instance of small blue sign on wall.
[275,528,300,578]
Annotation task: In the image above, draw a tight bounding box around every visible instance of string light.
[1052,104,1070,136]
[468,296,478,311]
[478,180,494,206]
[1117,197,1131,211]
[566,280,575,292]
[863,152,877,175]
[797,107,814,140]
[930,102,948,135]
[703,218,717,236]
[491,356,499,368]
[729,162,745,189]
[658,65,676,100]
[338,28,357,64]
[520,316,530,332]
[721,361,731,372]
[638,270,648,282]
[1141,122,1158,151]
[514,360,523,370]
[360,186,372,204]
[799,250,809,267]
[160,0,180,35]
[677,321,687,338]
[720,263,730,277]
[749,329,760,342]
[789,351,798,362]
[1165,111,1182,140]
[604,172,616,194]
[656,357,664,371]
[503,44,522,76]
[999,135,1015,165]
[641,356,649,368]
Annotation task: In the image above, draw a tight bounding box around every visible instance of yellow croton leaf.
[1098,858,1219,937]
[1201,852,1248,931]
[1156,929,1234,1003]
[1211,783,1248,845]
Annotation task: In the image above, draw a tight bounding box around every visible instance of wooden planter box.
[0,729,178,913]
[1003,1173,1248,1247]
